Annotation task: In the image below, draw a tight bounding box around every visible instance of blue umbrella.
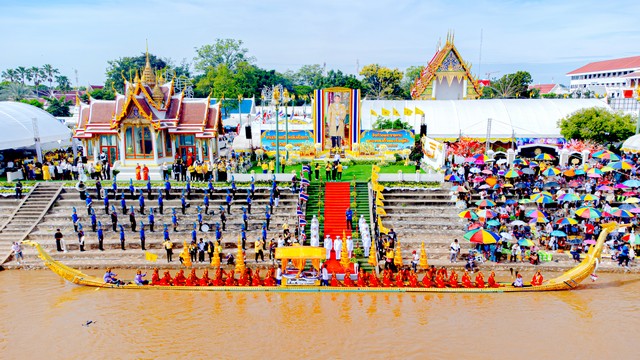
[550,230,567,237]
[505,199,517,205]
[623,179,640,188]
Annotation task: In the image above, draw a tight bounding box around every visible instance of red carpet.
[323,182,352,239]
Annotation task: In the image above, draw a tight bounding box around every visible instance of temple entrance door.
[179,146,196,166]
[101,146,118,166]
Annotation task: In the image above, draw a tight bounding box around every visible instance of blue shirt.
[139,196,144,206]
[216,229,222,240]
[140,229,145,238]
[104,196,109,205]
[163,230,169,240]
[91,214,96,224]
[172,215,177,224]
[158,197,163,205]
[226,195,232,204]
[197,213,202,222]
[112,183,117,191]
[97,228,103,238]
[120,230,125,240]
[72,213,78,222]
[181,197,186,206]
[129,185,134,193]
[121,198,126,207]
[146,181,151,191]
[346,209,353,220]
[246,196,251,205]
[86,197,92,206]
[165,181,171,190]
[204,196,209,205]
[191,230,197,241]
[148,214,154,223]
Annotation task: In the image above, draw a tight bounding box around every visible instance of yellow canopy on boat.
[275,245,325,270]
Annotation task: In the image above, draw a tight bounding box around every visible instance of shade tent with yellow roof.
[275,245,325,272]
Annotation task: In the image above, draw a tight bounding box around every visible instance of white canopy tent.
[360,99,611,140]
[0,101,73,150]
[622,134,640,153]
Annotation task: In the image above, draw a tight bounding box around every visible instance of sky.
[0,0,639,87]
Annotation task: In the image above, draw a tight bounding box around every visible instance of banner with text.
[359,129,415,150]
[260,130,315,151]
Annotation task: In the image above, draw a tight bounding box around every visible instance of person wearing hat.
[346,236,354,258]
[324,234,332,259]
[334,236,342,260]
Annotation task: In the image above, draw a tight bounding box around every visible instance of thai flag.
[297,209,304,216]
[254,110,261,120]
[302,164,311,174]
[299,192,309,201]
[299,218,307,226]
[278,110,285,118]
[300,178,310,186]
[265,111,272,120]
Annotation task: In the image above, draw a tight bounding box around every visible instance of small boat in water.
[22,222,620,293]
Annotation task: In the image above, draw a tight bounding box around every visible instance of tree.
[294,64,324,87]
[45,96,72,117]
[1,68,18,83]
[482,71,533,98]
[19,99,44,109]
[41,64,60,91]
[55,75,71,91]
[0,83,32,101]
[558,107,636,144]
[195,64,239,99]
[193,39,255,74]
[401,65,423,98]
[15,66,28,85]
[359,64,403,99]
[105,53,168,92]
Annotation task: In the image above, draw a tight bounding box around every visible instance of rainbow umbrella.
[531,193,554,204]
[630,207,640,214]
[563,169,576,177]
[542,167,561,176]
[535,153,555,161]
[475,199,496,207]
[529,216,549,223]
[592,150,620,161]
[518,238,535,247]
[581,194,599,202]
[556,217,578,226]
[575,207,602,219]
[558,193,580,202]
[623,179,640,188]
[611,208,634,218]
[476,209,498,219]
[445,174,462,182]
[609,161,634,170]
[458,210,478,219]
[596,185,614,191]
[513,158,528,166]
[526,209,546,218]
[504,169,521,178]
[464,229,499,244]
[529,161,540,167]
[601,166,615,172]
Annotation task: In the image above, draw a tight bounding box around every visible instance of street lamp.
[237,94,243,129]
[261,84,284,173]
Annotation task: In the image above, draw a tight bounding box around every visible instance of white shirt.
[346,238,353,252]
[450,242,460,254]
[276,268,282,280]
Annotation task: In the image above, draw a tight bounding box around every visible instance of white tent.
[0,101,72,150]
[622,134,640,153]
[360,99,611,140]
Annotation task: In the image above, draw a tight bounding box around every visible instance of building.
[411,32,482,100]
[73,52,223,169]
[528,84,569,96]
[567,56,640,98]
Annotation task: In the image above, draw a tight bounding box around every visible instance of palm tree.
[0,83,33,101]
[55,75,71,92]
[30,66,45,94]
[42,64,59,91]
[1,68,17,82]
[16,66,28,85]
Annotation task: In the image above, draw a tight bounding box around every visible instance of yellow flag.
[392,108,400,116]
[371,172,379,181]
[376,207,387,216]
[144,251,158,262]
[403,107,413,116]
[375,183,385,192]
[370,109,378,116]
[376,198,384,207]
[376,191,385,201]
[381,108,390,116]
[415,107,424,115]
[372,165,381,172]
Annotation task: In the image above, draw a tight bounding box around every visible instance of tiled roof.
[567,56,640,75]
[528,84,556,94]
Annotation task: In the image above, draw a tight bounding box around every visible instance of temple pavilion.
[74,53,223,169]
[410,32,482,100]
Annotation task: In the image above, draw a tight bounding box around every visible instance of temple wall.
[435,78,464,100]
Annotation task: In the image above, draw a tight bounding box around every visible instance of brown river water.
[1,270,639,359]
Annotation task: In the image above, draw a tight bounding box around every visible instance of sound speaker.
[420,124,427,137]
[245,126,252,139]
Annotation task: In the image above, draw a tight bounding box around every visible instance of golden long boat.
[23,222,619,293]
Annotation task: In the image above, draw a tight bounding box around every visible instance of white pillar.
[151,128,158,164]
[93,140,99,162]
[559,149,570,167]
[432,79,438,99]
[208,139,215,163]
[119,130,127,166]
[581,150,590,165]
[170,134,176,159]
[462,79,468,99]
[507,148,516,165]
[197,139,204,161]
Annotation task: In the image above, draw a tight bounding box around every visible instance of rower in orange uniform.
[438,266,448,280]
[408,271,419,287]
[382,270,393,287]
[252,269,262,286]
[357,268,367,287]
[435,273,446,288]
[159,270,173,286]
[395,272,404,287]
[531,270,544,286]
[449,270,459,288]
[151,268,161,285]
[199,269,212,286]
[488,271,500,288]
[369,273,380,287]
[475,271,485,288]
[330,272,340,287]
[238,269,249,286]
[343,269,355,287]
[461,270,473,288]
[421,271,433,287]
[263,268,276,286]
[212,269,224,286]
[173,269,187,286]
[225,270,236,286]
[185,269,200,286]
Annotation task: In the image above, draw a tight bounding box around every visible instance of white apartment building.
[567,56,640,98]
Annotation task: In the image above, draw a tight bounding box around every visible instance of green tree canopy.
[558,107,636,144]
[359,64,403,99]
[482,71,533,99]
[45,96,72,117]
[105,53,168,92]
[19,99,44,109]
[193,39,255,74]
[401,65,423,97]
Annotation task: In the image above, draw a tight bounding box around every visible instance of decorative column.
[507,148,516,165]
[559,149,570,167]
[581,150,590,165]
[151,128,159,164]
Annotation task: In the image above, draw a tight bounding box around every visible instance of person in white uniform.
[324,234,332,259]
[334,236,342,260]
[346,236,354,258]
[362,228,371,257]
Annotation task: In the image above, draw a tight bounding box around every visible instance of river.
[1,270,639,359]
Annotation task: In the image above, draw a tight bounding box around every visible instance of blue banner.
[359,129,415,150]
[261,130,315,151]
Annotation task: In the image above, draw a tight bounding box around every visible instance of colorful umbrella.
[518,239,535,247]
[592,150,620,161]
[609,161,634,170]
[611,208,634,218]
[581,194,598,201]
[458,210,478,219]
[513,158,528,166]
[464,229,499,244]
[558,193,580,202]
[509,220,527,226]
[623,179,640,188]
[476,209,498,219]
[518,198,532,204]
[575,207,602,219]
[486,219,501,226]
[542,167,561,176]
[475,199,496,207]
[583,239,597,245]
[601,166,615,173]
[535,153,555,161]
[624,197,640,204]
[550,230,568,237]
[563,169,576,177]
[596,185,614,191]
[445,174,462,182]
[526,209,546,218]
[555,217,578,226]
[504,169,521,178]
[532,194,554,204]
[521,168,535,175]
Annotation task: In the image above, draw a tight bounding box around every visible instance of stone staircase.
[0,182,63,265]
